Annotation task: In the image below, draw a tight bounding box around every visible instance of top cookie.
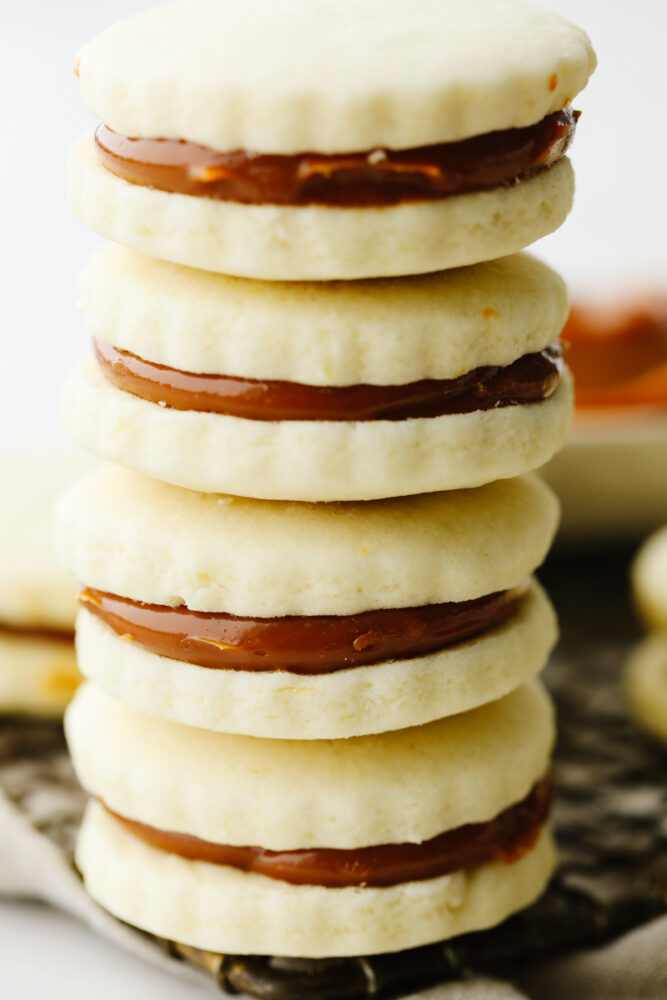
[633,526,667,632]
[0,450,90,630]
[76,0,595,155]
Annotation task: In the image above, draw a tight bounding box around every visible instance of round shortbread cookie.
[75,582,556,739]
[76,0,594,154]
[63,357,573,501]
[80,245,568,385]
[67,138,574,281]
[632,526,667,632]
[77,802,555,957]
[66,680,554,849]
[55,465,559,617]
[0,450,90,630]
[0,633,80,718]
[626,634,667,744]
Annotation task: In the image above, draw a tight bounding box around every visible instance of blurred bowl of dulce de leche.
[541,295,667,543]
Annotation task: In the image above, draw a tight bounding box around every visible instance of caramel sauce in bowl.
[544,296,667,541]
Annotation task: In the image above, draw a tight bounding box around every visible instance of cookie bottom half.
[63,357,572,501]
[67,137,574,281]
[75,581,555,739]
[77,801,556,958]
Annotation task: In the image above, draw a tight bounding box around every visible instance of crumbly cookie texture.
[80,245,568,384]
[55,465,559,616]
[63,357,573,501]
[77,803,556,957]
[626,634,667,744]
[0,633,80,717]
[66,680,554,848]
[67,138,574,281]
[74,582,556,740]
[76,0,595,154]
[633,526,667,631]
[0,450,90,630]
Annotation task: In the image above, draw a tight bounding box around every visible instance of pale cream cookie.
[67,138,574,281]
[76,801,555,958]
[0,632,80,718]
[80,245,568,385]
[66,681,554,849]
[63,357,573,500]
[71,1,593,278]
[0,450,90,631]
[626,634,667,744]
[55,465,559,617]
[0,450,88,715]
[632,526,667,632]
[74,581,556,739]
[75,0,594,154]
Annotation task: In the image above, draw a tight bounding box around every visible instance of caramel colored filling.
[563,299,667,409]
[0,620,74,644]
[94,109,578,207]
[78,586,525,675]
[94,340,563,422]
[104,774,552,888]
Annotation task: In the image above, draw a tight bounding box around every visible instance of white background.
[1,1,665,996]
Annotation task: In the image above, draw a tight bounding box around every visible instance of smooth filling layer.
[93,340,563,421]
[94,109,578,207]
[103,774,552,888]
[78,585,526,675]
[0,620,74,644]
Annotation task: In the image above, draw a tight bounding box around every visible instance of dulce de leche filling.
[94,339,563,422]
[78,585,526,675]
[94,109,579,208]
[104,774,552,888]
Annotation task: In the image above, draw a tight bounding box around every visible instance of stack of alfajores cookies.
[57,0,595,965]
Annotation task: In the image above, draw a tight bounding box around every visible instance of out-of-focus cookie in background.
[542,297,667,542]
[0,451,88,717]
[626,525,667,742]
